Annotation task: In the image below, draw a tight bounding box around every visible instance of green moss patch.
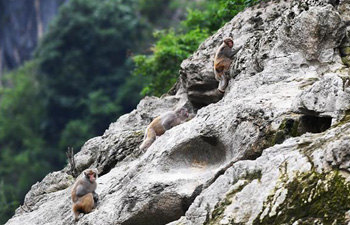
[342,55,350,67]
[205,182,248,225]
[334,109,350,128]
[205,171,262,225]
[254,170,350,225]
[272,118,300,145]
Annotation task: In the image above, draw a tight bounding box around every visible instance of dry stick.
[66,147,78,177]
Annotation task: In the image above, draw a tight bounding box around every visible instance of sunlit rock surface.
[6,0,350,224]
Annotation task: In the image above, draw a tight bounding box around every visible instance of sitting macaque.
[214,37,241,93]
[140,107,190,151]
[71,168,98,221]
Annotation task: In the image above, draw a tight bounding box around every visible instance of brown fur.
[72,193,94,220]
[148,117,166,136]
[71,169,98,221]
[140,108,189,151]
[214,37,240,93]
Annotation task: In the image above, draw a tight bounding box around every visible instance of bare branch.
[66,147,78,177]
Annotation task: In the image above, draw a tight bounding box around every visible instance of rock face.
[0,0,67,74]
[5,0,350,224]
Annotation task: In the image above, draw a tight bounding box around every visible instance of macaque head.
[175,107,189,120]
[223,37,233,48]
[84,168,98,183]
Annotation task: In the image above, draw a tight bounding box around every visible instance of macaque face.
[180,108,189,119]
[85,170,97,183]
[224,38,233,48]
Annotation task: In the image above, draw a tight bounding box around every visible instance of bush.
[133,28,209,96]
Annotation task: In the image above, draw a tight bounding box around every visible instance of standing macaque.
[71,168,98,221]
[140,107,190,151]
[214,37,241,93]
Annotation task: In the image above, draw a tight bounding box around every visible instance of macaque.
[140,107,190,151]
[71,168,98,221]
[214,37,241,93]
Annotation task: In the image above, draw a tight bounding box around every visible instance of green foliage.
[133,28,209,96]
[36,0,147,150]
[0,61,45,157]
[182,0,244,32]
[138,0,195,29]
[0,180,19,225]
[139,0,172,24]
[0,61,50,224]
[133,0,262,96]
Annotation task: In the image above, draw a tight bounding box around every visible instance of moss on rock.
[272,118,300,145]
[342,55,350,67]
[205,171,263,225]
[254,170,350,225]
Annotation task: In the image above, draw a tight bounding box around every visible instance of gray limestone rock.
[171,123,350,224]
[6,0,350,225]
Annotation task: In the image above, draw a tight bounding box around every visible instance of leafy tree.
[0,61,49,224]
[36,0,148,151]
[139,0,172,25]
[133,0,266,96]
[138,0,195,29]
[0,179,19,225]
[133,28,209,96]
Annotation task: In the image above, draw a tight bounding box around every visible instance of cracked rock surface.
[6,0,350,224]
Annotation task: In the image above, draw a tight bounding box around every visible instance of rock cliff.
[0,0,67,76]
[5,0,350,224]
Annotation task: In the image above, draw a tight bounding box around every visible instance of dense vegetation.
[36,0,148,151]
[0,0,264,223]
[134,0,262,96]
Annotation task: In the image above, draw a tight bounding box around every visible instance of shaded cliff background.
[0,0,67,76]
[0,0,256,223]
